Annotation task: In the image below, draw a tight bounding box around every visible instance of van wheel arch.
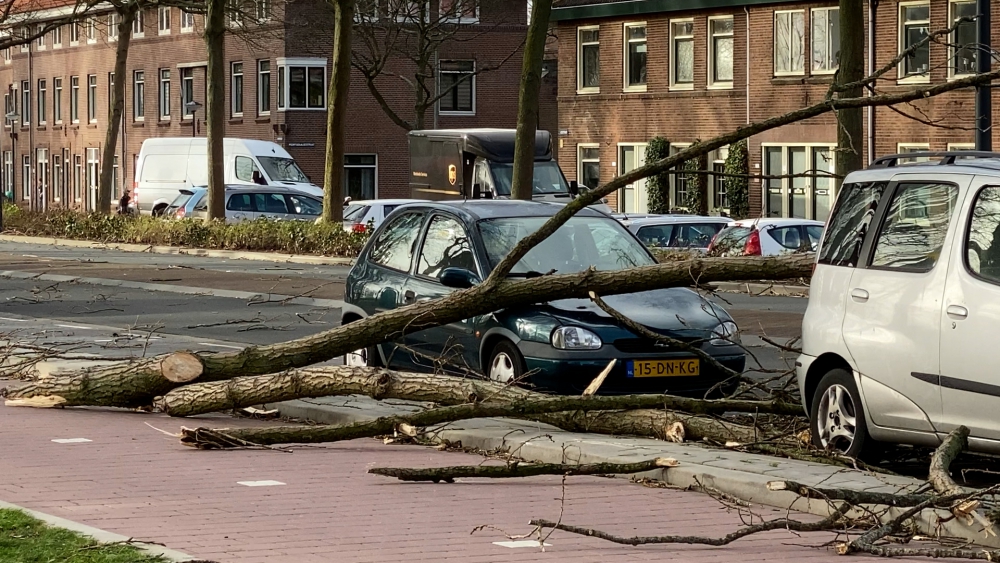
[805,353,854,408]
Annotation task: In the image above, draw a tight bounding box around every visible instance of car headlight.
[710,321,740,346]
[551,326,603,350]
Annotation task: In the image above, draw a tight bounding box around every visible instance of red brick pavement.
[0,387,955,563]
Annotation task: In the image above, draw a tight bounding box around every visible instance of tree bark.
[97,6,135,215]
[509,0,551,201]
[204,0,226,221]
[156,366,802,417]
[322,0,353,223]
[2,254,814,408]
[834,0,864,186]
[526,409,758,444]
[369,457,678,482]
[929,425,969,497]
[767,480,940,507]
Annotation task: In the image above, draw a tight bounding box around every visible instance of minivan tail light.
[176,207,186,218]
[744,230,762,256]
[351,223,367,234]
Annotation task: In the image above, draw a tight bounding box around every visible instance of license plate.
[627,359,700,378]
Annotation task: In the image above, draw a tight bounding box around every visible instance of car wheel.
[486,340,525,384]
[810,369,872,458]
[344,345,383,368]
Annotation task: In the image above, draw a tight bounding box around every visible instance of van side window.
[369,212,425,273]
[235,156,258,182]
[966,186,1000,283]
[870,182,958,272]
[254,192,290,214]
[226,193,253,211]
[818,181,888,267]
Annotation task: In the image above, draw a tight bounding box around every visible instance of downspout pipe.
[744,6,750,125]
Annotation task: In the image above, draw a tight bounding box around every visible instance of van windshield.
[259,157,310,183]
[490,161,570,196]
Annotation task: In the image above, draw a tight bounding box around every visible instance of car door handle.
[946,305,969,320]
[403,290,416,303]
[850,288,869,303]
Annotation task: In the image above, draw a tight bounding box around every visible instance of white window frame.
[159,68,170,120]
[577,143,600,190]
[669,18,694,90]
[576,25,599,94]
[275,57,328,111]
[441,0,478,24]
[70,76,79,123]
[87,74,97,123]
[437,59,475,116]
[947,142,976,151]
[949,0,977,78]
[22,154,31,199]
[622,22,647,92]
[86,18,96,43]
[35,25,45,50]
[898,1,930,83]
[52,25,62,48]
[37,78,46,125]
[158,6,171,34]
[616,142,649,213]
[761,142,837,219]
[708,15,734,89]
[20,81,29,125]
[69,22,78,45]
[773,10,805,76]
[389,0,430,23]
[132,9,145,38]
[710,146,729,211]
[53,77,62,123]
[344,154,379,199]
[181,10,195,32]
[181,67,194,118]
[108,13,118,42]
[257,59,271,116]
[133,70,144,121]
[20,27,28,52]
[227,0,244,27]
[668,142,692,210]
[255,0,271,21]
[897,142,931,163]
[2,47,10,63]
[811,6,839,74]
[231,61,244,117]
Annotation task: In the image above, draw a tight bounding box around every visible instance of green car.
[341,200,746,395]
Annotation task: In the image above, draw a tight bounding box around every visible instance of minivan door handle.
[946,305,969,320]
[850,288,869,303]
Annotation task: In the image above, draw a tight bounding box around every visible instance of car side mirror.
[569,180,580,196]
[439,267,480,289]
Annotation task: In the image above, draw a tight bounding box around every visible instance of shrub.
[724,139,750,219]
[645,137,671,214]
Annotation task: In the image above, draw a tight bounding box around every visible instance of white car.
[626,216,733,252]
[342,199,427,233]
[709,218,825,256]
[798,152,1000,458]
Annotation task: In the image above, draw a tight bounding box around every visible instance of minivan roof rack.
[871,151,1000,168]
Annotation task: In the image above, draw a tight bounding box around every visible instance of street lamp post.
[186,101,203,138]
[1,111,19,232]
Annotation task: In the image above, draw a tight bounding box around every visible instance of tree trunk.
[204,0,226,221]
[834,0,864,186]
[322,0,353,223]
[525,409,758,444]
[509,0,552,201]
[928,425,968,497]
[369,457,678,482]
[2,254,814,408]
[97,7,135,215]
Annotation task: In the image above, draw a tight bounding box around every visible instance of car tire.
[344,344,383,368]
[809,368,874,459]
[486,340,525,384]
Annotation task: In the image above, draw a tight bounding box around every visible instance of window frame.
[897,142,932,163]
[576,25,600,94]
[438,59,475,115]
[622,22,647,92]
[949,0,977,78]
[366,211,427,274]
[181,67,194,117]
[773,9,805,76]
[669,18,694,90]
[440,0,478,24]
[577,143,600,191]
[159,68,170,120]
[898,1,931,83]
[20,80,29,126]
[52,25,62,48]
[86,17,96,43]
[37,78,46,125]
[761,142,837,220]
[668,142,691,209]
[87,74,97,123]
[866,180,960,273]
[35,25,45,50]
[108,13,118,42]
[811,6,840,74]
[947,142,976,151]
[707,15,734,89]
[70,76,79,123]
[133,69,145,121]
[257,60,271,115]
[69,22,79,45]
[963,184,1000,286]
[181,10,195,32]
[132,8,145,38]
[344,153,378,200]
[158,6,171,34]
[276,58,328,111]
[53,77,62,124]
[231,61,244,117]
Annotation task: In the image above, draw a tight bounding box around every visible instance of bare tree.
[508,0,548,201]
[97,1,139,215]
[322,0,354,223]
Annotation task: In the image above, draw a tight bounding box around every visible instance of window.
[133,70,144,120]
[277,61,326,109]
[19,27,28,52]
[255,0,271,21]
[285,194,321,216]
[709,17,734,87]
[811,7,839,73]
[257,60,270,115]
[227,0,243,27]
[36,148,48,206]
[181,68,194,116]
[897,143,931,163]
[70,76,79,122]
[948,142,976,152]
[369,212,425,272]
[35,25,44,49]
[418,214,476,278]
[670,20,694,88]
[159,69,170,119]
[440,0,477,22]
[623,23,646,89]
[967,186,1000,283]
[669,143,690,209]
[711,148,727,209]
[52,154,62,202]
[3,152,10,200]
[636,223,726,250]
[231,62,243,116]
[53,78,62,123]
[278,66,284,109]
[950,1,977,77]
[227,193,253,211]
[86,18,96,43]
[900,3,929,79]
[73,154,82,200]
[158,7,170,33]
[871,182,958,271]
[108,13,118,41]
[234,155,262,182]
[37,79,46,125]
[108,72,114,113]
[577,27,599,92]
[254,192,289,214]
[438,60,474,114]
[132,9,144,37]
[2,48,10,62]
[22,155,30,199]
[344,154,377,200]
[87,74,97,122]
[774,10,805,75]
[578,145,599,190]
[764,144,836,220]
[181,10,195,31]
[52,25,62,48]
[112,155,119,199]
[70,22,79,45]
[20,80,29,125]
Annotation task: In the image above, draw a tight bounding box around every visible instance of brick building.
[0,0,538,211]
[553,0,995,218]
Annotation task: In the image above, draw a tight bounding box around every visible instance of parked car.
[610,213,663,227]
[709,218,825,256]
[626,216,733,252]
[164,186,323,222]
[343,199,428,233]
[798,151,1000,457]
[341,200,746,395]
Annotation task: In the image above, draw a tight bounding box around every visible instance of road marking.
[54,324,94,330]
[197,343,243,350]
[51,438,92,444]
[237,480,286,487]
[493,540,551,548]
[0,317,27,322]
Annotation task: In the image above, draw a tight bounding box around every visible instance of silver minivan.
[165,186,323,222]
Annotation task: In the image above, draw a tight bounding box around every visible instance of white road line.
[0,317,27,322]
[197,343,243,350]
[54,324,94,330]
[51,438,92,444]
[237,480,285,487]
[493,541,551,548]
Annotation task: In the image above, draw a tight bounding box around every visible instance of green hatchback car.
[341,200,746,395]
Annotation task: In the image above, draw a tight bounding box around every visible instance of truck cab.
[408,128,612,213]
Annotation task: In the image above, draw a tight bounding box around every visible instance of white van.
[133,137,323,215]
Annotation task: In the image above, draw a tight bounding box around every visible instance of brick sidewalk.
[0,387,951,563]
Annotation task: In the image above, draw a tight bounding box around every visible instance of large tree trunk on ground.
[834,0,865,185]
[526,409,758,444]
[2,254,814,408]
[321,0,353,223]
[369,457,678,482]
[204,0,226,221]
[509,0,552,201]
[97,7,135,214]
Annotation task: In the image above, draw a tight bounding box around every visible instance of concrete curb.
[0,499,198,562]
[0,269,346,310]
[0,234,356,266]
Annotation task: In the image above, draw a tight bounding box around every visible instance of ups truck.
[408,128,612,212]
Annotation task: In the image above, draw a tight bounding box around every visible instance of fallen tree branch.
[369,457,678,482]
[929,425,969,498]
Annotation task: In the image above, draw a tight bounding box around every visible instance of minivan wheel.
[486,340,525,384]
[810,369,872,458]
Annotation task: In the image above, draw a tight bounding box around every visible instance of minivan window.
[818,181,888,267]
[369,212,424,272]
[259,156,309,183]
[227,193,253,211]
[490,161,570,196]
[966,186,1000,283]
[255,192,290,214]
[870,182,958,272]
[286,194,322,215]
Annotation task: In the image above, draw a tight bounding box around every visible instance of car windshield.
[490,161,570,196]
[478,216,654,275]
[258,157,310,183]
[344,204,370,221]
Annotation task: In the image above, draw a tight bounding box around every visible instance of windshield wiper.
[507,269,557,279]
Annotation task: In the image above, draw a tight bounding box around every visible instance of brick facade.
[554,0,1000,219]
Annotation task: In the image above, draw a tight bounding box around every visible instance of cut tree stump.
[369,457,679,482]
